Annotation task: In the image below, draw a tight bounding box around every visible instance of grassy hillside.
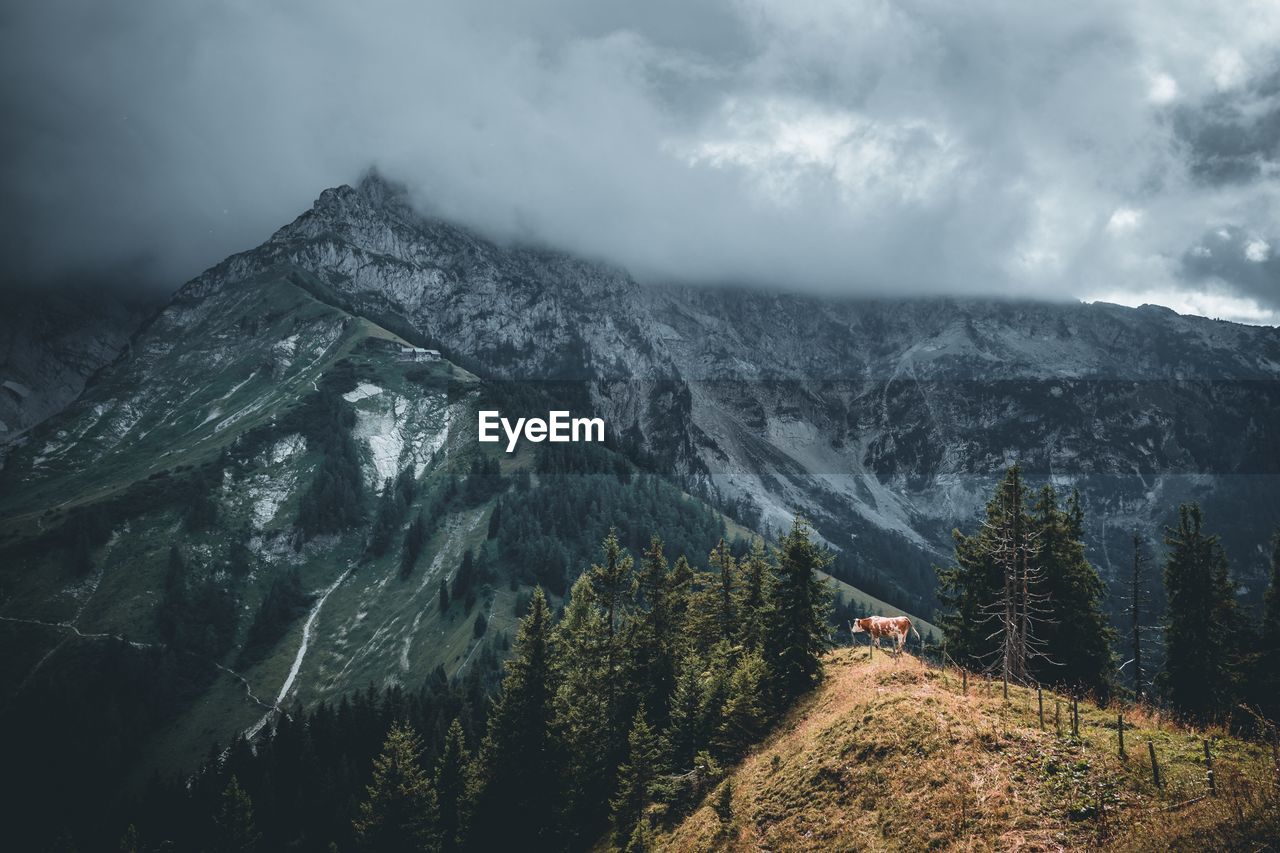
[658,648,1279,851]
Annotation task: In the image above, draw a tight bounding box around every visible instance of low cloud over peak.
[2,0,1278,323]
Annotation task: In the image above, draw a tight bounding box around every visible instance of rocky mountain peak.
[101,179,1280,616]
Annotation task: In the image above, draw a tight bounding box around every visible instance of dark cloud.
[1173,70,1280,185]
[1180,226,1280,305]
[1,1,1278,323]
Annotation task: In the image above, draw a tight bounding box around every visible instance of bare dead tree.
[1118,532,1153,701]
[976,486,1054,692]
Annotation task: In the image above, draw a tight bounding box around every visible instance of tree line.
[938,464,1280,727]
[116,520,835,852]
[1159,504,1280,726]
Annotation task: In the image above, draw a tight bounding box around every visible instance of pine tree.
[1159,504,1239,723]
[1249,531,1280,723]
[451,550,475,600]
[624,820,654,853]
[392,465,416,506]
[937,479,1008,669]
[211,776,260,853]
[716,650,770,758]
[238,567,312,667]
[610,711,664,847]
[667,657,705,771]
[369,477,405,557]
[295,387,367,539]
[435,719,467,853]
[470,589,562,850]
[117,824,139,853]
[713,779,734,830]
[763,517,833,702]
[735,538,771,653]
[1030,486,1114,697]
[587,528,634,643]
[552,573,615,841]
[353,722,439,853]
[563,530,636,814]
[670,554,694,626]
[629,536,682,728]
[709,539,739,649]
[698,641,734,759]
[400,512,427,579]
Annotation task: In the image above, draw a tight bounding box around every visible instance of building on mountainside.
[398,346,441,363]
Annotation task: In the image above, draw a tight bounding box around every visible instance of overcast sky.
[2,1,1278,323]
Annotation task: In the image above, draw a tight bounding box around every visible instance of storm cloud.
[2,0,1278,322]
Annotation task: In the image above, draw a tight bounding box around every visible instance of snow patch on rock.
[343,382,383,403]
[354,401,406,487]
[271,433,306,464]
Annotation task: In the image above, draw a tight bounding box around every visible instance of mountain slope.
[0,268,497,778]
[163,173,1280,617]
[0,259,906,810]
[658,648,1279,851]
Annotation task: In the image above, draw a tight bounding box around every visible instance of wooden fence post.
[1037,687,1044,730]
[1055,700,1061,737]
[1148,740,1162,788]
[1071,697,1080,738]
[962,669,967,695]
[1117,712,1126,759]
[1204,739,1216,796]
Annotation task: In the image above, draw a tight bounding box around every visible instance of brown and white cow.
[851,615,920,658]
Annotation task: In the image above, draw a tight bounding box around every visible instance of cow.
[850,615,920,658]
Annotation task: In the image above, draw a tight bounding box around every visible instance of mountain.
[165,173,1280,613]
[0,262,746,844]
[0,272,503,771]
[1,172,1278,845]
[657,647,1278,850]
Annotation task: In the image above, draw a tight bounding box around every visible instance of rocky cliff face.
[168,174,1280,609]
[6,174,1278,613]
[0,286,153,451]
